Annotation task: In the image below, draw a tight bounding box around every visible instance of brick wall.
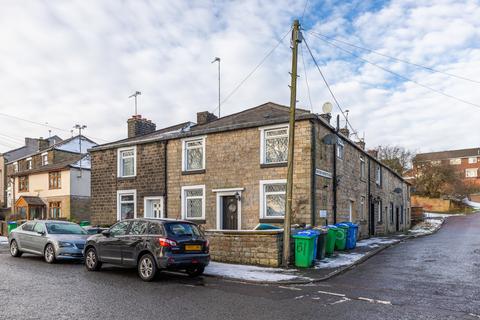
[205,230,283,267]
[166,120,313,229]
[90,142,166,225]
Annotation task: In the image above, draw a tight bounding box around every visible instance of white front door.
[144,197,164,218]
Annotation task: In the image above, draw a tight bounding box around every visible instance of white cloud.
[0,0,478,154]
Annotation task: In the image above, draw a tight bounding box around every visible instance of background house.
[6,135,96,222]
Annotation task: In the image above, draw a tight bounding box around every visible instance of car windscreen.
[46,223,87,235]
[164,223,201,237]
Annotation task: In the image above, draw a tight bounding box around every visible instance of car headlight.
[58,241,74,247]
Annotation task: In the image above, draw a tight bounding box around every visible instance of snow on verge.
[205,262,301,282]
[409,219,443,235]
[463,198,480,209]
[355,237,400,248]
[0,236,8,244]
[315,252,366,269]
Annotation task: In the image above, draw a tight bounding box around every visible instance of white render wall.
[70,169,91,197]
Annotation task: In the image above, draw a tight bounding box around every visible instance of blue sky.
[0,0,479,153]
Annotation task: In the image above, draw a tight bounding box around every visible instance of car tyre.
[138,253,157,282]
[85,247,102,271]
[10,240,22,257]
[44,244,56,264]
[186,266,205,278]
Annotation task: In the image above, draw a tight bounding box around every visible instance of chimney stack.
[355,140,366,150]
[127,115,156,138]
[367,149,378,158]
[319,113,331,124]
[196,111,218,125]
[339,127,350,137]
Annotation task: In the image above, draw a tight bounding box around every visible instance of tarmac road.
[0,213,478,320]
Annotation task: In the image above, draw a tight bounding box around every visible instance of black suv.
[84,219,210,281]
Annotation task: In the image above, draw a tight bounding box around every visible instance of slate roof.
[2,135,62,163]
[415,148,480,162]
[10,155,87,177]
[19,196,46,206]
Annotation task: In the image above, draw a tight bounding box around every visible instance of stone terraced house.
[90,102,410,266]
[6,135,96,222]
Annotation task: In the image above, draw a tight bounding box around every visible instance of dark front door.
[369,198,375,236]
[222,196,238,230]
[396,207,400,232]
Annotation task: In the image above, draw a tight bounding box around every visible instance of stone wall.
[205,230,283,267]
[411,196,464,213]
[90,142,166,225]
[166,120,313,229]
[70,196,91,222]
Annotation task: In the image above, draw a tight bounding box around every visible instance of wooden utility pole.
[283,19,302,268]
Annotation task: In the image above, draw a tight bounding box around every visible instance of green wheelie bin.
[293,233,316,268]
[335,224,348,251]
[7,221,18,234]
[325,225,338,255]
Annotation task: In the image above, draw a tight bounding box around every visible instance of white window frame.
[336,139,344,160]
[376,165,382,186]
[377,200,383,223]
[26,157,32,170]
[259,124,289,165]
[259,179,287,219]
[41,152,48,166]
[182,136,206,171]
[181,185,206,220]
[213,187,244,230]
[449,158,461,165]
[117,146,137,178]
[116,189,137,221]
[468,157,478,164]
[360,196,365,220]
[360,156,365,179]
[143,196,164,218]
[13,162,18,173]
[466,168,478,178]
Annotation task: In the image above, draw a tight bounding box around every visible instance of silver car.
[8,220,89,263]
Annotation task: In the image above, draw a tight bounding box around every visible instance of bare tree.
[412,162,459,198]
[376,145,415,175]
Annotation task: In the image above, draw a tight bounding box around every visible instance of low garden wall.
[205,230,284,267]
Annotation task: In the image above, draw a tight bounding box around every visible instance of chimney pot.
[197,111,218,125]
[128,115,156,138]
[319,113,332,124]
[339,127,350,137]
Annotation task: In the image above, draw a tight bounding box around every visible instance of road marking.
[294,295,305,300]
[358,297,392,305]
[330,297,351,305]
[279,286,302,291]
[469,313,480,319]
[317,290,346,297]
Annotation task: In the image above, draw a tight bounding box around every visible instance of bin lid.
[292,234,316,239]
[335,223,349,229]
[327,225,338,229]
[297,230,318,237]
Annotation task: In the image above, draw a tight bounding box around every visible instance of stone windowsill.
[260,162,287,169]
[182,169,206,175]
[259,218,284,224]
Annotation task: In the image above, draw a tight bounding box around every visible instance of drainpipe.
[310,121,316,227]
[164,140,168,218]
[333,115,339,224]
[367,158,372,236]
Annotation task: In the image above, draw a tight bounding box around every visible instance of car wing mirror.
[101,230,111,237]
[37,231,46,236]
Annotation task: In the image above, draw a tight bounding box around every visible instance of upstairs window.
[13,162,18,173]
[468,157,478,164]
[449,158,461,165]
[26,158,32,170]
[260,126,288,164]
[49,172,61,189]
[431,160,441,166]
[19,176,28,192]
[360,156,365,179]
[466,168,478,178]
[42,153,48,166]
[336,139,344,160]
[117,146,136,177]
[182,137,205,171]
[260,180,287,219]
[375,165,382,186]
[181,185,205,220]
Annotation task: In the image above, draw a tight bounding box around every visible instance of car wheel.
[10,240,22,257]
[186,266,205,278]
[44,244,56,264]
[85,248,102,271]
[138,253,157,282]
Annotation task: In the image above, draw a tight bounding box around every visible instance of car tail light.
[205,240,210,253]
[158,238,177,247]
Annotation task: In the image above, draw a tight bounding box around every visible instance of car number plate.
[185,245,202,251]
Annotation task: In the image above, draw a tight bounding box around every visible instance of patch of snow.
[205,262,301,282]
[463,198,480,209]
[0,236,8,244]
[315,252,366,269]
[424,212,464,218]
[355,237,400,248]
[409,218,442,235]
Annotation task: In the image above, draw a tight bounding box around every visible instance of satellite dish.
[322,102,333,114]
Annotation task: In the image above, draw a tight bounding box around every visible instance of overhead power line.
[309,31,480,84]
[300,44,314,112]
[301,0,310,20]
[211,27,292,115]
[308,32,480,111]
[0,111,108,142]
[303,38,361,141]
